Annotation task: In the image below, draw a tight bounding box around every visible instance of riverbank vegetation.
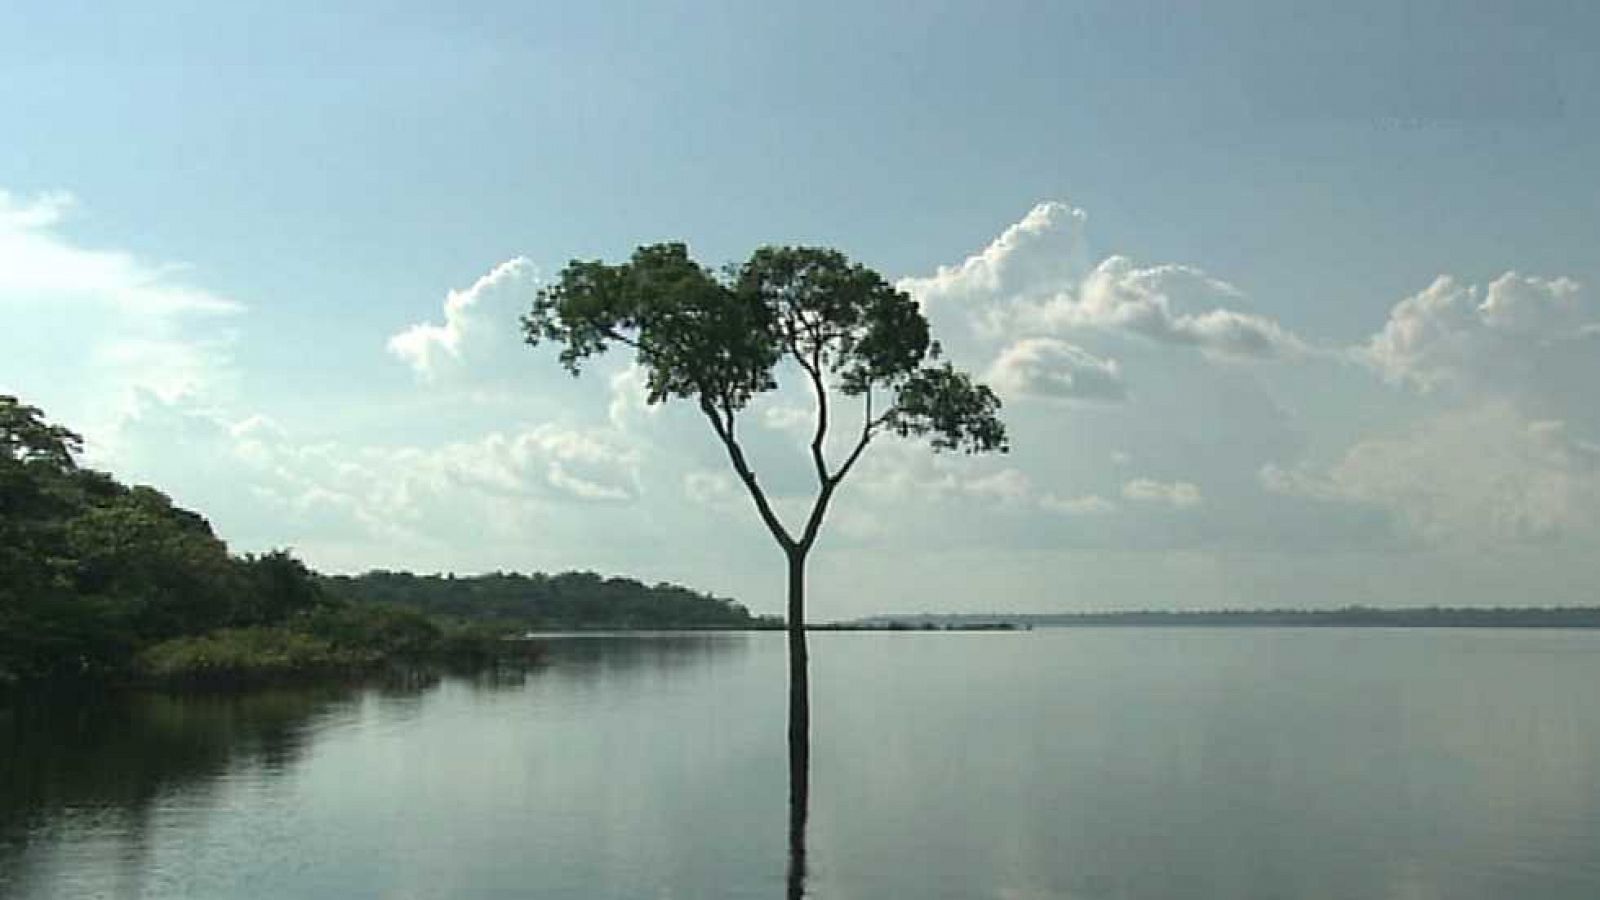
[0,396,757,693]
[329,570,768,632]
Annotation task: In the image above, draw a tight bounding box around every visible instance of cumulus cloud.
[898,201,1090,314]
[986,338,1126,402]
[432,425,642,503]
[1027,256,1306,360]
[109,392,646,561]
[1121,478,1203,508]
[387,257,539,380]
[899,202,1305,361]
[1362,272,1594,391]
[844,437,1123,521]
[1262,402,1600,547]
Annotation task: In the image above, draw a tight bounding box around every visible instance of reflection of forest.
[0,637,746,857]
[527,632,751,679]
[0,635,752,896]
[0,682,391,889]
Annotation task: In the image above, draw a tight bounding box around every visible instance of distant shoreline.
[847,607,1600,631]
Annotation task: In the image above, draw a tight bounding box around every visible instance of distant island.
[854,607,1600,630]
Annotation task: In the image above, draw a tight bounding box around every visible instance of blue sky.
[3,2,1598,616]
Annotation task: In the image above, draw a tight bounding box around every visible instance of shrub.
[136,627,371,687]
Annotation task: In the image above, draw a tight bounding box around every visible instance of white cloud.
[607,363,662,430]
[1361,272,1594,391]
[1030,256,1305,360]
[433,425,642,503]
[986,337,1126,402]
[89,334,237,408]
[1262,402,1600,547]
[387,257,539,380]
[899,203,1305,361]
[0,188,243,438]
[0,190,74,230]
[961,468,1033,505]
[1478,272,1586,334]
[0,189,240,316]
[1121,478,1203,508]
[850,437,1120,520]
[108,392,646,560]
[1040,493,1117,515]
[898,201,1090,315]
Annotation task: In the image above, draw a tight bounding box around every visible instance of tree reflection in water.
[787,654,810,899]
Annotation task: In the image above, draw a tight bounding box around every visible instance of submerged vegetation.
[0,396,753,693]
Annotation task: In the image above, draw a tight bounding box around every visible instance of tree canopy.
[523,243,1007,559]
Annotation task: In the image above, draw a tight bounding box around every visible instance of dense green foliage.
[325,570,766,631]
[135,627,359,684]
[1,395,284,683]
[1,396,761,690]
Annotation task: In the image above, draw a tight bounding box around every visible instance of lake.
[4,629,1600,899]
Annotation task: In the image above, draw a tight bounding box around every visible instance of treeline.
[0,396,520,689]
[325,570,767,631]
[1,397,752,691]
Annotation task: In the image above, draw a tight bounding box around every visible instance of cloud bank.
[1361,272,1594,392]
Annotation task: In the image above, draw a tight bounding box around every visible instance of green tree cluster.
[1,396,334,683]
[326,569,765,631]
[0,396,482,687]
[2,396,758,690]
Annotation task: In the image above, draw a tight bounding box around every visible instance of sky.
[3,1,1598,618]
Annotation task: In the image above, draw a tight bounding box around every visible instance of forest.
[330,570,767,631]
[0,396,761,691]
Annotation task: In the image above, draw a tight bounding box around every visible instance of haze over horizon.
[3,2,1598,618]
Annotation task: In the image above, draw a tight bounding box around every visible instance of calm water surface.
[4,629,1600,899]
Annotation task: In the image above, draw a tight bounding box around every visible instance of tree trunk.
[785,548,810,898]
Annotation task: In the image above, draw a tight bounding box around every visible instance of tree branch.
[601,327,642,350]
[831,388,880,489]
[797,387,880,551]
[699,398,796,553]
[802,353,830,488]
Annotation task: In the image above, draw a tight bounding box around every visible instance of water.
[4,629,1600,899]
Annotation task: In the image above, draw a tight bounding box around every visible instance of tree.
[2,396,87,678]
[1,394,83,557]
[522,243,1007,710]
